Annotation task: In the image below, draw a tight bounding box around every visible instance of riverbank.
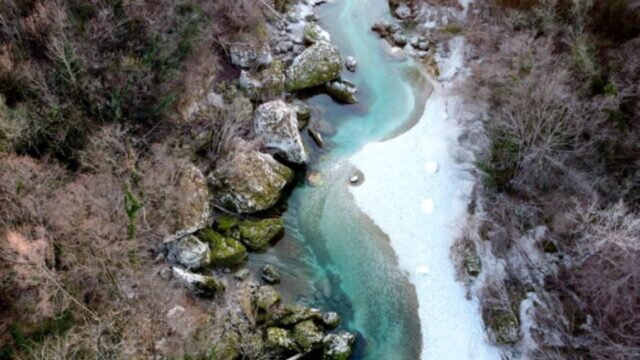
[349,35,501,359]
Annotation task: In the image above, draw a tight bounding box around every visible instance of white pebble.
[421,198,435,214]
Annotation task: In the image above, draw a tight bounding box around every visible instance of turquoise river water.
[251,0,425,358]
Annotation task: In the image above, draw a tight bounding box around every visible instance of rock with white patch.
[285,42,342,91]
[166,235,211,269]
[254,100,309,163]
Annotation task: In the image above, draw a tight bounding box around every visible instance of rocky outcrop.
[197,229,247,268]
[254,100,309,164]
[166,235,211,269]
[394,3,413,19]
[303,22,331,44]
[285,42,342,92]
[172,267,226,297]
[325,79,358,104]
[323,331,356,360]
[164,165,212,243]
[229,42,273,69]
[210,150,294,213]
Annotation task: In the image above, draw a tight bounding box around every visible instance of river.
[250,0,500,359]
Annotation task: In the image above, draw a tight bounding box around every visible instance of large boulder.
[304,22,331,44]
[216,215,284,252]
[210,150,294,213]
[238,218,284,251]
[164,165,212,243]
[254,100,309,164]
[325,79,358,104]
[293,320,324,352]
[166,235,211,269]
[172,267,226,297]
[197,229,247,268]
[323,331,356,360]
[285,42,342,92]
[229,42,272,69]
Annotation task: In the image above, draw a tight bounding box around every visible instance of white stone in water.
[416,266,430,275]
[349,174,360,183]
[421,198,435,214]
[425,161,439,174]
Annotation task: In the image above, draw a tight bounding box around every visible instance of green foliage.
[4,310,75,357]
[124,184,143,239]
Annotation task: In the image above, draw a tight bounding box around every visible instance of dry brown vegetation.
[0,0,278,358]
[463,0,640,357]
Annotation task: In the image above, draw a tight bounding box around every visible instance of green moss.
[197,229,247,267]
[292,320,324,352]
[440,25,463,35]
[238,218,284,251]
[285,42,342,92]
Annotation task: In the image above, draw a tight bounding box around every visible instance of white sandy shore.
[348,37,501,359]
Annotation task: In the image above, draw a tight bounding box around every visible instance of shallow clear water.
[251,0,425,359]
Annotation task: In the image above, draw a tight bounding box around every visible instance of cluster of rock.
[372,22,432,58]
[255,285,355,359]
[160,1,359,358]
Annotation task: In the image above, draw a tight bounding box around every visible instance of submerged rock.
[308,128,325,148]
[323,331,356,360]
[286,42,342,92]
[211,150,294,213]
[166,235,211,269]
[304,22,331,44]
[197,229,247,267]
[164,165,212,243]
[254,100,309,164]
[172,267,226,297]
[234,268,251,281]
[293,320,324,352]
[325,79,358,104]
[345,56,357,72]
[261,264,281,284]
[294,102,312,129]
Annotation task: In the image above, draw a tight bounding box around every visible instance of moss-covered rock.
[325,79,359,104]
[254,100,309,164]
[272,304,323,326]
[215,330,240,360]
[211,150,294,213]
[238,218,284,251]
[266,327,300,353]
[323,331,356,360]
[293,320,324,352]
[257,285,281,311]
[304,22,331,44]
[215,215,284,252]
[197,229,247,268]
[285,42,342,92]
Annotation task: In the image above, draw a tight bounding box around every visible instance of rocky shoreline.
[156,1,364,359]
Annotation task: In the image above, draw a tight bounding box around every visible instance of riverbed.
[251,0,500,358]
